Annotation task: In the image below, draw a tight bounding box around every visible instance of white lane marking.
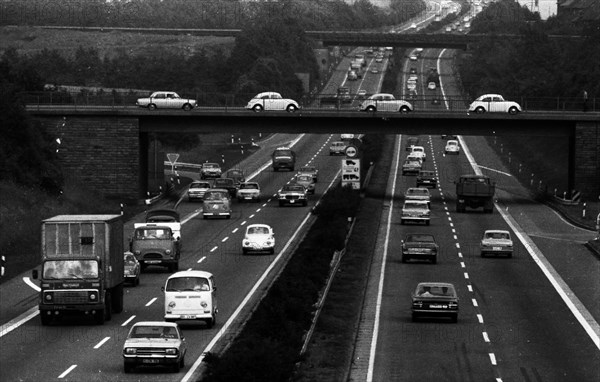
[467,284,473,292]
[232,228,238,233]
[482,332,490,343]
[458,252,463,258]
[367,135,403,382]
[459,134,600,350]
[241,221,247,226]
[456,243,460,249]
[58,365,77,379]
[249,214,255,219]
[460,262,465,268]
[222,237,228,242]
[256,208,261,212]
[452,228,456,233]
[197,256,206,264]
[477,165,513,177]
[489,353,497,365]
[187,268,193,271]
[0,306,39,338]
[94,337,110,349]
[453,235,458,240]
[23,276,41,292]
[262,203,267,207]
[145,298,157,307]
[464,272,469,279]
[122,315,136,327]
[181,208,316,382]
[210,246,218,252]
[472,298,478,307]
[478,314,484,324]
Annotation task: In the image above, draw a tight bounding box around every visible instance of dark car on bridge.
[411,282,458,322]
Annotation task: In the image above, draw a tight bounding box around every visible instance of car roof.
[371,93,393,97]
[167,270,213,279]
[255,91,282,98]
[247,223,271,230]
[132,321,179,328]
[416,282,455,288]
[404,200,428,204]
[203,163,219,166]
[484,229,510,234]
[240,181,259,185]
[477,94,503,99]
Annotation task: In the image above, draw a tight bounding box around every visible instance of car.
[375,56,383,63]
[130,225,180,272]
[402,159,422,176]
[236,181,261,202]
[409,55,418,61]
[213,178,237,197]
[123,321,187,373]
[187,181,212,202]
[410,23,417,29]
[278,184,308,207]
[135,91,196,111]
[480,230,513,257]
[200,163,222,179]
[371,68,379,74]
[223,168,245,186]
[445,140,460,154]
[162,270,217,327]
[297,165,318,182]
[405,187,431,207]
[408,74,418,82]
[409,67,417,74]
[428,82,437,90]
[340,134,355,141]
[245,92,299,112]
[347,70,358,81]
[124,251,140,286]
[411,282,459,322]
[357,89,367,99]
[416,170,438,188]
[401,233,439,263]
[202,189,232,219]
[359,93,413,113]
[445,26,452,33]
[242,224,276,255]
[296,174,316,194]
[410,146,427,161]
[329,141,347,156]
[401,200,431,225]
[406,153,423,164]
[0,255,5,279]
[441,134,457,140]
[405,136,419,151]
[468,94,522,114]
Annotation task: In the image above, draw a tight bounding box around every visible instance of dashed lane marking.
[94,337,110,349]
[145,298,157,307]
[121,315,136,327]
[58,365,77,379]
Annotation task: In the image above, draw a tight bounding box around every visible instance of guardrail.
[19,91,599,113]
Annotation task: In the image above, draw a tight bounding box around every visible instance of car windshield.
[406,234,435,242]
[485,232,510,240]
[191,182,210,188]
[405,202,427,210]
[447,141,458,146]
[274,149,293,158]
[420,171,435,176]
[135,228,171,239]
[130,325,179,339]
[203,164,218,169]
[239,183,258,190]
[284,186,304,192]
[407,189,428,196]
[166,276,210,292]
[124,254,137,263]
[248,226,269,235]
[204,191,227,200]
[297,176,311,182]
[42,260,99,279]
[300,167,315,172]
[416,285,455,297]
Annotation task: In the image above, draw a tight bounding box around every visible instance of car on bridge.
[445,139,460,154]
[468,94,522,114]
[123,321,187,373]
[246,92,299,112]
[480,230,513,257]
[278,184,308,207]
[359,93,413,113]
[200,163,222,179]
[188,180,212,202]
[135,91,197,111]
[236,181,261,202]
[242,224,275,255]
[401,233,439,263]
[411,282,459,322]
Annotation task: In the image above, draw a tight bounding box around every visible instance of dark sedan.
[411,282,459,322]
[213,178,237,197]
[401,233,438,264]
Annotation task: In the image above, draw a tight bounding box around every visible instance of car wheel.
[226,214,231,219]
[172,361,180,373]
[182,103,192,111]
[302,200,308,206]
[242,248,248,255]
[270,248,275,255]
[399,106,410,113]
[508,106,519,115]
[475,106,485,113]
[481,252,486,257]
[180,355,185,369]
[400,219,405,225]
[286,104,298,112]
[135,276,140,286]
[252,104,263,112]
[206,315,215,329]
[148,104,157,111]
[366,105,376,112]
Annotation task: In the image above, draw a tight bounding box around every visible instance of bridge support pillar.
[573,121,600,199]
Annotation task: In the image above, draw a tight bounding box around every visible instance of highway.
[349,47,600,381]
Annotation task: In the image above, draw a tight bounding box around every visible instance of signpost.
[342,145,360,189]
[166,153,179,174]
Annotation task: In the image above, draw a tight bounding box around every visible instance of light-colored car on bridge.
[136,91,197,111]
[245,92,299,112]
[468,94,522,114]
[359,93,413,113]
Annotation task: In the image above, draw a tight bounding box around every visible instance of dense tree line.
[458,0,600,103]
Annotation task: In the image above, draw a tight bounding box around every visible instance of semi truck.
[455,175,495,213]
[32,215,124,325]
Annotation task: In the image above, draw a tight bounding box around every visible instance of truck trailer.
[33,215,124,325]
[455,175,495,213]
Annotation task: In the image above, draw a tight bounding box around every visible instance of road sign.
[345,145,358,158]
[341,158,360,189]
[166,153,179,174]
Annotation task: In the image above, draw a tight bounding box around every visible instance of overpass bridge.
[27,106,599,202]
[39,26,585,50]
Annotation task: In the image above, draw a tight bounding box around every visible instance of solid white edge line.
[366,135,402,382]
[181,167,341,382]
[23,276,40,292]
[459,129,600,351]
[0,306,39,338]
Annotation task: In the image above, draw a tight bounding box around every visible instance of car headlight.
[165,249,171,255]
[124,348,137,355]
[243,241,250,246]
[44,293,53,301]
[165,348,178,355]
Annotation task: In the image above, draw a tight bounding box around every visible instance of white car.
[410,23,417,29]
[480,230,513,257]
[428,82,437,90]
[243,224,275,255]
[187,181,212,202]
[236,181,261,202]
[468,94,522,114]
[136,91,197,111]
[245,92,299,112]
[401,200,431,225]
[409,55,418,61]
[405,187,431,206]
[406,153,423,164]
[410,146,426,161]
[163,270,217,327]
[359,93,413,113]
[445,140,460,155]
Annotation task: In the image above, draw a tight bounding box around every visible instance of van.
[272,147,296,171]
[163,270,217,328]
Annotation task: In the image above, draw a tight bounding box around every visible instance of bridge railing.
[20,91,598,113]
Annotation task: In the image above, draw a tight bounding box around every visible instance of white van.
[162,270,217,328]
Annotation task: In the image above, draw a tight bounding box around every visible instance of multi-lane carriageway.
[3,41,600,382]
